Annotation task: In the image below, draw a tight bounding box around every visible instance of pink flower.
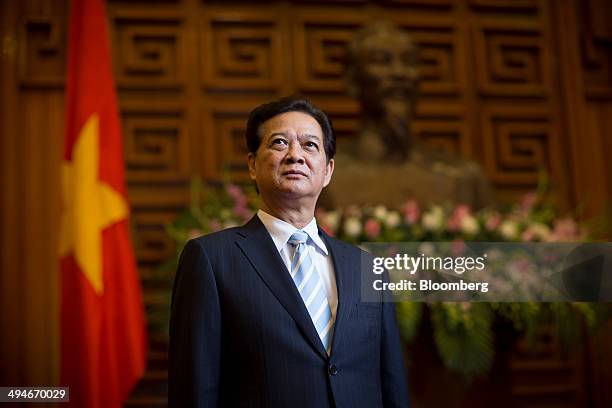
[320,225,335,237]
[364,218,381,239]
[447,204,471,232]
[513,257,532,274]
[233,204,253,222]
[520,223,551,242]
[485,212,501,231]
[208,220,222,232]
[402,200,420,224]
[345,205,362,218]
[519,192,537,215]
[317,209,340,235]
[551,218,579,241]
[226,184,247,207]
[542,252,560,264]
[450,240,466,257]
[188,228,203,239]
[521,229,535,242]
[226,183,242,198]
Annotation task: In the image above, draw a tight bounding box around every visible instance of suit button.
[328,364,338,375]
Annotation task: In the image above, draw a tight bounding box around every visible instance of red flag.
[60,0,146,406]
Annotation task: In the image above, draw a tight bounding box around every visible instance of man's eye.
[305,141,319,150]
[271,139,288,146]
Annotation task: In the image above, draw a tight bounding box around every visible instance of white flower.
[373,205,388,221]
[344,217,362,237]
[322,211,340,231]
[418,242,436,256]
[460,215,479,235]
[529,223,552,241]
[499,220,518,240]
[422,206,444,231]
[345,205,362,218]
[385,211,401,228]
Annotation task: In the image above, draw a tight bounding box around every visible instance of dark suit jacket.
[169,215,410,407]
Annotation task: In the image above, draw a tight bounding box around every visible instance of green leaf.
[430,303,494,378]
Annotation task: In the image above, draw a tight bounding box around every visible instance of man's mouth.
[283,170,307,177]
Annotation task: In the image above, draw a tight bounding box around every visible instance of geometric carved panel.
[293,12,366,93]
[121,102,190,183]
[579,0,612,100]
[473,21,549,97]
[109,10,186,89]
[468,0,539,12]
[413,120,470,157]
[381,0,454,6]
[481,106,552,185]
[201,10,285,91]
[19,15,66,87]
[131,210,178,267]
[582,36,612,99]
[393,17,464,96]
[294,12,463,96]
[313,99,360,145]
[201,101,260,181]
[415,100,465,120]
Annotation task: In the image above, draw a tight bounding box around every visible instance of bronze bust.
[322,21,494,210]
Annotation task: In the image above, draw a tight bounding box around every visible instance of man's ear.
[323,158,334,188]
[247,152,257,181]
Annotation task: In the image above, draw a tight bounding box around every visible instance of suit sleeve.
[169,239,221,407]
[380,269,411,408]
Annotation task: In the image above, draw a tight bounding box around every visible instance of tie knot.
[288,230,309,246]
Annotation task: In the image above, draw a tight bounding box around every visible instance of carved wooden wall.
[1,0,611,406]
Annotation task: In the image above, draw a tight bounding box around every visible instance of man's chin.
[274,183,313,198]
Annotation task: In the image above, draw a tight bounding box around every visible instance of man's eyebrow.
[300,133,322,141]
[267,132,322,141]
[268,132,288,138]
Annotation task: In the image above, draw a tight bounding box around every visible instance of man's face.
[354,30,420,115]
[248,111,334,203]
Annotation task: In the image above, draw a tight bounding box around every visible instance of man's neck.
[259,198,314,229]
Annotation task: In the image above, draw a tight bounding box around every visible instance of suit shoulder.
[187,227,242,253]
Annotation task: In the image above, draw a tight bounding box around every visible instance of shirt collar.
[257,209,328,255]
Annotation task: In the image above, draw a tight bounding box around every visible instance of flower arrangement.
[164,178,259,245]
[315,194,607,377]
[315,192,585,244]
[157,178,608,378]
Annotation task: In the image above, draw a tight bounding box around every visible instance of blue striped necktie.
[288,230,334,354]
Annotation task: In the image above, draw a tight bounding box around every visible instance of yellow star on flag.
[59,114,129,295]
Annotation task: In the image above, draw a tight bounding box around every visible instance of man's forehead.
[260,111,323,137]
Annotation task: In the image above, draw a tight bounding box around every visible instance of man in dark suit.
[169,96,410,407]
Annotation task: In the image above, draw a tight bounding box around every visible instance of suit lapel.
[235,216,329,359]
[319,229,356,358]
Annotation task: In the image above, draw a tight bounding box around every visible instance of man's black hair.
[245,96,336,162]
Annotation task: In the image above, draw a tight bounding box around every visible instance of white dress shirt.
[257,209,338,322]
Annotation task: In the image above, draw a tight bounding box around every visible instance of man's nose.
[285,141,305,164]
